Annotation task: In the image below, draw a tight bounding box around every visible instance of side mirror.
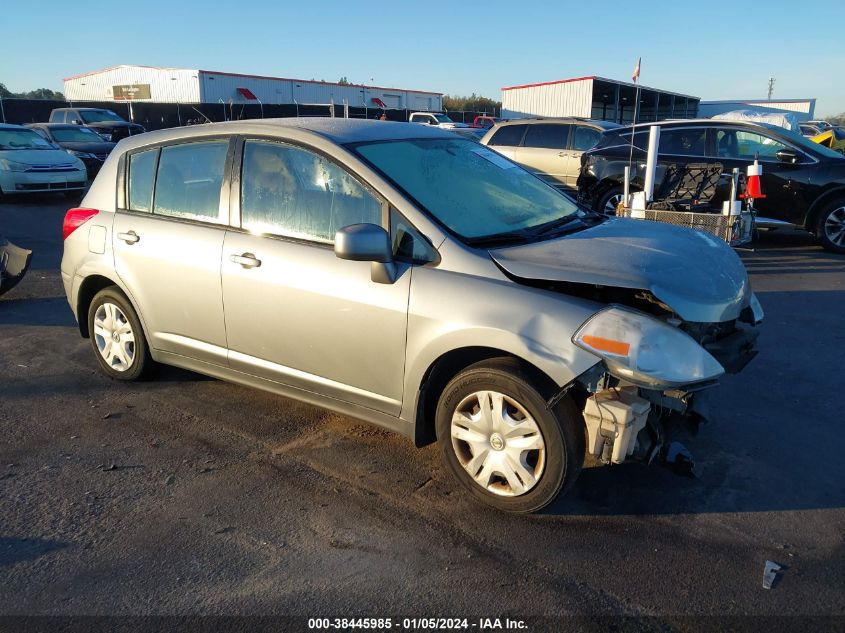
[334,223,397,284]
[71,119,81,125]
[776,150,800,164]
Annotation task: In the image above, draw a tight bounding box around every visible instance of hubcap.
[93,302,135,372]
[450,390,546,497]
[824,206,845,246]
[604,193,623,215]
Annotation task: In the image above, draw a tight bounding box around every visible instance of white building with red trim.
[63,65,442,111]
[501,75,699,124]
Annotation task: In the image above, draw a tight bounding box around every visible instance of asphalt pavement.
[1,195,843,632]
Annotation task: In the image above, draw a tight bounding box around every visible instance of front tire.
[87,287,153,381]
[816,198,845,254]
[435,358,584,513]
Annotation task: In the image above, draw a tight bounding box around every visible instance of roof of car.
[52,107,114,111]
[117,117,458,150]
[494,117,618,128]
[25,123,81,128]
[0,123,29,130]
[624,118,771,130]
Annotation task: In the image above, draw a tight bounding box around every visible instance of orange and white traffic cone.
[742,159,766,200]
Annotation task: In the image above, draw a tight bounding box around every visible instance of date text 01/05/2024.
[307,617,528,630]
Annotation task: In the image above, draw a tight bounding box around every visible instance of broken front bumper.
[0,238,33,297]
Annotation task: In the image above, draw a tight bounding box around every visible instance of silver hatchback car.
[61,119,762,513]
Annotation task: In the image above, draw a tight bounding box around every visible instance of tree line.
[0,83,65,100]
[443,93,501,114]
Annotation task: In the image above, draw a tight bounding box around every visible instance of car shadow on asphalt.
[0,537,68,568]
[0,296,75,327]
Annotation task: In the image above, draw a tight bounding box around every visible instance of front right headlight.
[573,306,724,389]
[0,159,30,172]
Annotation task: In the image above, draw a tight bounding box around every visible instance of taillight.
[63,208,99,240]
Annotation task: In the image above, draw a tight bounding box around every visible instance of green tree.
[337,77,350,85]
[443,93,501,114]
[828,112,845,126]
[0,83,65,100]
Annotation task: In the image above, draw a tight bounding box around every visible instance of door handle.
[558,152,569,157]
[230,253,261,268]
[117,230,139,245]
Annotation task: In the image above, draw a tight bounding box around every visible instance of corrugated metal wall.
[64,66,201,103]
[198,71,440,110]
[501,79,593,119]
[697,100,815,120]
[63,66,442,110]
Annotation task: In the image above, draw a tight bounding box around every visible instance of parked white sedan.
[0,124,87,198]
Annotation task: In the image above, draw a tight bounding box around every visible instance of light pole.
[171,77,181,125]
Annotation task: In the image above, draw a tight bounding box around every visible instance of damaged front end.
[554,296,763,474]
[0,237,33,297]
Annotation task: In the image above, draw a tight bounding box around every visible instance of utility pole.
[767,77,776,101]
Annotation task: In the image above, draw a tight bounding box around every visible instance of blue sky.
[3,0,843,116]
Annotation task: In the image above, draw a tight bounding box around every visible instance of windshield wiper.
[466,229,538,248]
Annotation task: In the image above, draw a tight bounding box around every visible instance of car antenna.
[191,107,212,124]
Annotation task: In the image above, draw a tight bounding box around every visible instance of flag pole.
[626,57,641,209]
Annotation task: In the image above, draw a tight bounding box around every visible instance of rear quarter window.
[488,124,527,147]
[128,148,159,213]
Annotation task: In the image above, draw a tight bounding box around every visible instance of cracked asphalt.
[1,195,844,631]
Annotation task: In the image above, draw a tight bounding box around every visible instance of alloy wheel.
[450,390,546,497]
[93,302,136,372]
[823,206,845,247]
[605,193,624,214]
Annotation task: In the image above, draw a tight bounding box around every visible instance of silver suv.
[61,119,762,513]
[480,118,620,192]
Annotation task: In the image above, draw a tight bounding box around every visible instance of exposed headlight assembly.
[573,306,724,388]
[0,159,30,172]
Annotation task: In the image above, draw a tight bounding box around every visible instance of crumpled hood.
[489,217,751,323]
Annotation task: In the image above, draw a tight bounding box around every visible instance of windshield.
[434,114,453,123]
[0,129,56,150]
[353,138,581,241]
[51,127,105,143]
[80,110,125,123]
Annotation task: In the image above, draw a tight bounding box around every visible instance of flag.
[632,57,641,83]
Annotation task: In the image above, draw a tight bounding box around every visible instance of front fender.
[399,265,603,423]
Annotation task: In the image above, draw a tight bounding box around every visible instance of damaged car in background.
[61,119,761,513]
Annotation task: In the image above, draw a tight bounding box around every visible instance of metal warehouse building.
[502,75,700,123]
[63,65,443,111]
[698,98,816,121]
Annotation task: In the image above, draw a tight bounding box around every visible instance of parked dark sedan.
[577,119,845,253]
[49,108,145,142]
[26,123,116,179]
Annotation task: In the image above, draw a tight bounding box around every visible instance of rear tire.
[815,197,845,254]
[595,185,625,216]
[435,358,584,513]
[87,287,153,381]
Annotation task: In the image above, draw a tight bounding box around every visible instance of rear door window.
[488,124,527,147]
[153,141,229,222]
[240,140,382,243]
[658,128,707,155]
[522,124,570,150]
